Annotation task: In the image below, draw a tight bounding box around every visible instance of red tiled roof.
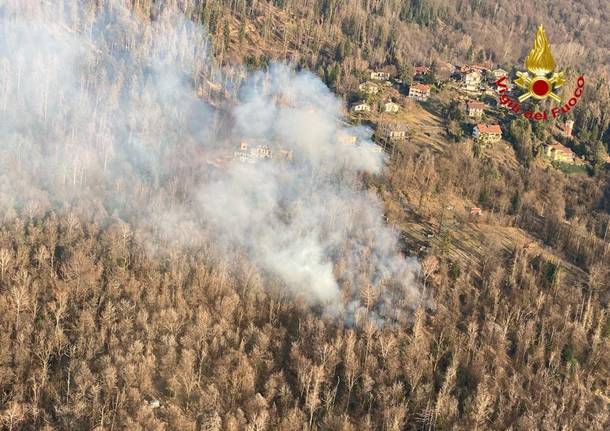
[411,83,431,92]
[467,101,485,110]
[548,142,574,157]
[476,124,501,134]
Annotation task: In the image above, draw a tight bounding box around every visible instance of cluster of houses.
[197,63,598,175]
[469,121,582,165]
[232,128,389,164]
[450,64,510,95]
[353,62,507,117]
[351,69,434,115]
[469,121,583,165]
[347,65,592,170]
[351,99,402,114]
[352,72,403,115]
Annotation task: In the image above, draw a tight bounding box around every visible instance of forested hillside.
[0,1,608,430]
[194,0,610,71]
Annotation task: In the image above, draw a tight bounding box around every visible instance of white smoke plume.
[0,0,425,320]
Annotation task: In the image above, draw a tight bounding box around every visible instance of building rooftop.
[548,142,575,157]
[467,101,486,110]
[476,124,501,134]
[411,83,431,92]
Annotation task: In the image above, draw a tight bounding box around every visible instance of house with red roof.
[466,101,485,118]
[408,83,431,101]
[473,124,502,143]
[544,142,576,164]
[413,66,430,77]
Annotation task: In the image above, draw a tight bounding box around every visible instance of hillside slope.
[0,1,608,430]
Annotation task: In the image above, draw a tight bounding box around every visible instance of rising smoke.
[0,0,424,320]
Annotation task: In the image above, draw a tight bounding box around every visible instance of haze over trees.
[0,0,608,430]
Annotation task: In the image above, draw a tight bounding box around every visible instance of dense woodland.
[0,1,609,430]
[0,204,607,430]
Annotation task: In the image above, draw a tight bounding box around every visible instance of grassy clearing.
[555,162,589,176]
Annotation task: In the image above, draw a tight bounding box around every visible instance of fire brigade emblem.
[514,25,565,103]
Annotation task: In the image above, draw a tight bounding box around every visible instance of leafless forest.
[0,0,608,430]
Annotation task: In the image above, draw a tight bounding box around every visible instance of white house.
[491,68,508,80]
[380,123,408,141]
[462,71,482,92]
[337,132,357,145]
[384,101,400,113]
[370,71,390,81]
[358,82,379,95]
[351,101,371,113]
